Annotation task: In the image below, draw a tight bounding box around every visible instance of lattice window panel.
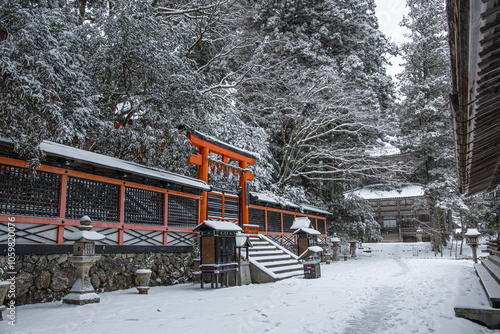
[123,229,163,246]
[207,193,223,218]
[268,235,282,245]
[167,231,195,246]
[0,222,57,244]
[317,218,326,234]
[283,213,295,232]
[283,235,295,247]
[125,187,164,225]
[224,196,239,220]
[267,211,282,232]
[66,177,119,222]
[168,195,198,227]
[0,164,60,217]
[310,217,317,230]
[249,208,265,231]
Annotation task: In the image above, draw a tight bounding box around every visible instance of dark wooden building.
[448,0,500,327]
[348,184,431,242]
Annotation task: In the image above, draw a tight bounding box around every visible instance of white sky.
[374,0,410,80]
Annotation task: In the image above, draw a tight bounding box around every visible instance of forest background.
[0,0,495,246]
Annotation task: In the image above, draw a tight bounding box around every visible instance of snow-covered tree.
[228,0,397,196]
[328,195,381,242]
[397,0,455,251]
[0,1,101,167]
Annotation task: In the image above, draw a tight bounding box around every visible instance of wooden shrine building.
[0,130,331,253]
[448,0,500,328]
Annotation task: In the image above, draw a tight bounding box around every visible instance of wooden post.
[199,147,209,222]
[163,193,168,245]
[239,161,248,225]
[57,174,68,244]
[118,185,125,245]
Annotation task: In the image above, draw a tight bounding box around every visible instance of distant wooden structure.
[347,184,432,242]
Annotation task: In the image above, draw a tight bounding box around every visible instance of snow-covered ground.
[3,241,500,334]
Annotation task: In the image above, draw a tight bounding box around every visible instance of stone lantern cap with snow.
[64,215,105,256]
[465,228,481,245]
[330,234,341,246]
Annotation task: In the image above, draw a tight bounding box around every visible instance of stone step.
[248,249,284,256]
[271,264,304,274]
[482,258,500,285]
[489,255,500,267]
[250,240,269,244]
[249,244,276,251]
[475,263,500,308]
[275,270,303,280]
[264,259,301,268]
[250,254,292,262]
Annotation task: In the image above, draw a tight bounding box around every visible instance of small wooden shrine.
[289,217,320,256]
[193,220,242,288]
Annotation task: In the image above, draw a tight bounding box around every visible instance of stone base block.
[63,292,100,305]
[455,306,500,329]
[0,305,6,321]
[136,286,150,294]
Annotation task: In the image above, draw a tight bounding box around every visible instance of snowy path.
[2,242,500,334]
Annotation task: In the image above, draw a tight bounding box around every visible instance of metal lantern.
[193,220,242,288]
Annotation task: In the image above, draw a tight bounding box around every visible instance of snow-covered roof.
[0,137,211,191]
[366,138,401,157]
[193,220,243,232]
[346,184,425,200]
[236,233,253,248]
[251,192,331,215]
[293,227,321,235]
[465,228,481,237]
[251,192,301,209]
[301,204,331,216]
[290,217,311,230]
[307,246,324,253]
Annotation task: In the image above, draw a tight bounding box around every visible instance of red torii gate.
[186,130,257,225]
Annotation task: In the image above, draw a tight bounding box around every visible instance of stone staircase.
[475,256,500,308]
[247,234,303,283]
[476,238,500,308]
[455,237,500,329]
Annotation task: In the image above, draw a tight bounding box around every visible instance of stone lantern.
[416,227,423,242]
[349,239,358,258]
[331,235,341,261]
[63,216,105,305]
[465,228,481,263]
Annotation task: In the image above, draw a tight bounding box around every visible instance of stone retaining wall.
[0,252,194,306]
